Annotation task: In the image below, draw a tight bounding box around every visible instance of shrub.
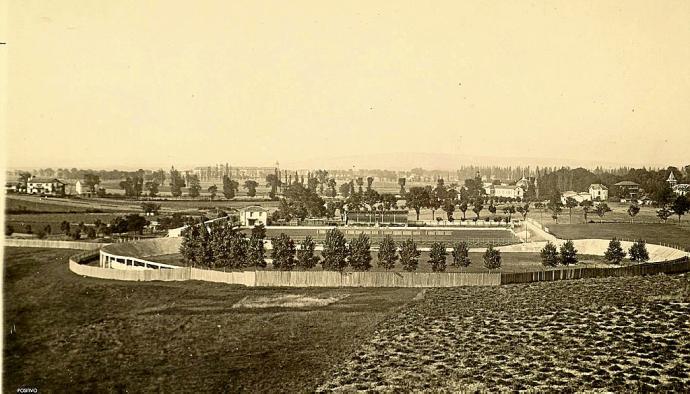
[5,224,14,236]
[629,239,650,262]
[604,238,626,264]
[270,233,296,271]
[483,245,501,271]
[349,233,372,271]
[451,241,471,270]
[36,229,47,239]
[86,227,97,239]
[377,235,398,270]
[429,242,447,272]
[295,235,319,270]
[540,241,559,267]
[559,240,578,266]
[321,228,348,271]
[399,238,420,272]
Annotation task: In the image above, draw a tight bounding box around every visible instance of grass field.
[3,247,417,392]
[547,223,690,250]
[5,213,129,234]
[149,252,609,273]
[320,275,690,391]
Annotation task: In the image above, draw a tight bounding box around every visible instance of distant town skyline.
[4,1,690,170]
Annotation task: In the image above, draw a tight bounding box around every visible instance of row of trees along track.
[180,222,505,272]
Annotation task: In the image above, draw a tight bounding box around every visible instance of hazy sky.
[4,1,690,170]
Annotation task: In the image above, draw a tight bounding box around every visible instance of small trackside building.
[239,206,268,227]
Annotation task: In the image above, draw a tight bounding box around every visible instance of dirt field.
[319,275,690,392]
[3,247,417,392]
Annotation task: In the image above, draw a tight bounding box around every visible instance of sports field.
[547,223,690,250]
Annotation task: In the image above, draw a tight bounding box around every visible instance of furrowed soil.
[3,247,417,392]
[319,275,690,392]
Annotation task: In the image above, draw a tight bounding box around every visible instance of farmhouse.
[239,206,268,227]
[75,180,99,196]
[5,181,24,193]
[673,184,689,196]
[26,177,66,196]
[588,184,608,201]
[485,184,524,200]
[614,181,640,200]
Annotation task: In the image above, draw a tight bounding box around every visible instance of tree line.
[180,223,506,272]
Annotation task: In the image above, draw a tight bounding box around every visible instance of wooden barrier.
[501,257,690,284]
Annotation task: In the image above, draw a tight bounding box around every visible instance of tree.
[266,173,282,199]
[327,178,337,197]
[595,203,611,223]
[657,207,672,223]
[145,181,159,197]
[654,183,674,207]
[366,176,374,191]
[503,205,516,221]
[208,185,218,200]
[321,228,348,271]
[270,233,296,270]
[547,193,563,223]
[83,173,101,193]
[141,202,161,215]
[459,201,469,220]
[540,241,559,267]
[516,203,529,221]
[222,175,239,199]
[349,233,372,271]
[451,242,471,270]
[406,187,430,221]
[296,235,319,269]
[247,235,266,268]
[188,175,202,198]
[472,201,483,221]
[670,195,690,224]
[356,177,364,193]
[380,193,398,210]
[629,239,649,262]
[483,245,501,271]
[398,178,406,195]
[429,242,447,272]
[169,167,185,197]
[488,203,497,218]
[604,238,626,264]
[559,240,578,266]
[36,228,47,239]
[5,224,14,236]
[442,199,456,221]
[399,238,420,272]
[564,197,578,224]
[60,221,71,235]
[86,227,97,239]
[377,235,398,270]
[44,224,52,235]
[244,180,259,197]
[339,182,351,198]
[627,204,640,223]
[580,200,593,222]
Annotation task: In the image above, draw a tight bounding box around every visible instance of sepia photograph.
[2,1,690,392]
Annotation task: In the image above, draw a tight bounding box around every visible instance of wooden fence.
[501,257,690,284]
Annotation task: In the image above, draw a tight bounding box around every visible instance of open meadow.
[3,247,417,392]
